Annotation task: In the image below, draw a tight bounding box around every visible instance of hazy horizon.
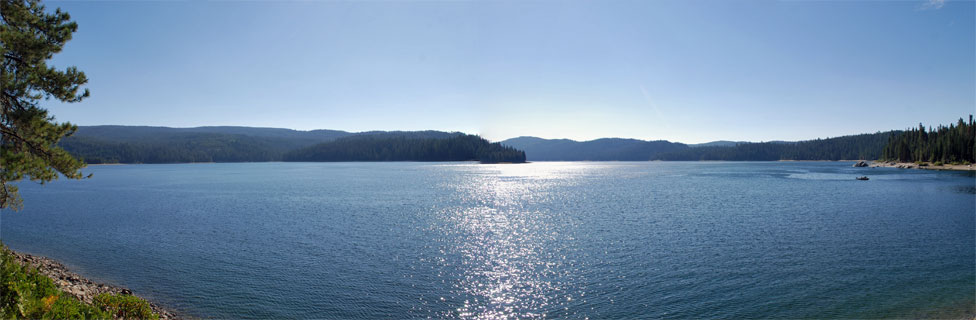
[42,0,974,144]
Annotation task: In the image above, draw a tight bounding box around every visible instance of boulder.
[853,161,868,167]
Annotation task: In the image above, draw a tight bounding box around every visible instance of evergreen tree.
[1,0,89,210]
[880,116,976,164]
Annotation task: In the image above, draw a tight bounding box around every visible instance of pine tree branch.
[0,125,56,159]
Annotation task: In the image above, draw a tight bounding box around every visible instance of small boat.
[856,176,869,181]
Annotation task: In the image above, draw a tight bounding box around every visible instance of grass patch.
[0,243,158,319]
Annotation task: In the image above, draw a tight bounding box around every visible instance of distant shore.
[869,161,976,171]
[777,160,865,162]
[9,249,181,319]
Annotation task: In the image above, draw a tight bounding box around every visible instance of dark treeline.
[880,116,976,164]
[59,126,525,164]
[653,131,896,161]
[58,126,343,163]
[500,137,687,161]
[60,134,294,163]
[58,119,973,164]
[283,134,526,163]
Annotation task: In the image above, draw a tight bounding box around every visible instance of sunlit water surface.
[2,162,974,318]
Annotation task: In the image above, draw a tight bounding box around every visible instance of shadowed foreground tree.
[1,0,88,210]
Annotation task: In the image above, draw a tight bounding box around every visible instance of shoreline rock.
[868,161,976,171]
[9,251,181,319]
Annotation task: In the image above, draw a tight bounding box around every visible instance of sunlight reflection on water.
[434,163,594,319]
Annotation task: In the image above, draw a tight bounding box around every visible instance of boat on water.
[856,176,869,181]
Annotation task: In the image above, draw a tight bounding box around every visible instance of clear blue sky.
[44,0,974,143]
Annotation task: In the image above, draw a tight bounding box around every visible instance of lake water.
[1,162,974,318]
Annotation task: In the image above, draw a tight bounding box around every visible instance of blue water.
[1,162,973,319]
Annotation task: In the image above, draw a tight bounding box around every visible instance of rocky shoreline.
[10,251,181,319]
[868,161,976,171]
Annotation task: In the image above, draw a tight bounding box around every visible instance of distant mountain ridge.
[72,125,353,142]
[58,124,943,164]
[688,140,748,148]
[61,126,483,164]
[501,132,897,161]
[654,132,897,161]
[501,136,687,161]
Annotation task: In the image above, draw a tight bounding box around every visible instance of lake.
[1,162,973,318]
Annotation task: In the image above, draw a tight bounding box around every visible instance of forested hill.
[71,125,352,141]
[502,131,898,161]
[880,117,975,164]
[60,126,347,163]
[58,117,973,164]
[654,131,897,161]
[500,137,688,161]
[283,134,526,163]
[654,117,974,163]
[688,140,752,148]
[59,126,522,164]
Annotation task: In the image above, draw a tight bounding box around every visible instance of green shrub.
[934,161,944,166]
[93,293,158,320]
[915,161,928,166]
[0,243,158,319]
[0,244,107,319]
[45,296,109,319]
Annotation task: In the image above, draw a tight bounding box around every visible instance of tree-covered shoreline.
[56,116,974,165]
[880,117,975,164]
[283,134,526,164]
[651,131,897,161]
[59,127,527,164]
